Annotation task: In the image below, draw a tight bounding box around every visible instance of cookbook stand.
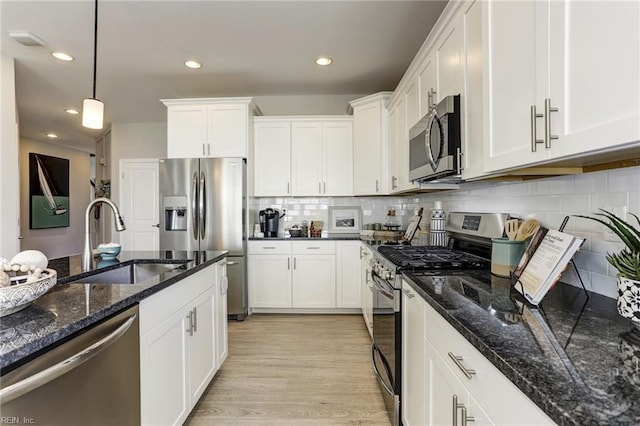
[509,215,589,308]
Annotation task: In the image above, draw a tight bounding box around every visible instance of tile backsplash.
[251,166,640,299]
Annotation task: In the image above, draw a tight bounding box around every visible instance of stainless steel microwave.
[409,94,462,183]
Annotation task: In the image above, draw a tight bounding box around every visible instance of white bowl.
[10,250,48,270]
[97,244,121,260]
[0,269,57,317]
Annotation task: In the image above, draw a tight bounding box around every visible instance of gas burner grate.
[377,245,489,270]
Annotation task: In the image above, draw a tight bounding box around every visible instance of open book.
[512,227,585,305]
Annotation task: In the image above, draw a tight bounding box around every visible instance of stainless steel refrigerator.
[159,157,247,320]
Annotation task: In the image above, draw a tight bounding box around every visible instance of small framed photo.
[328,206,362,234]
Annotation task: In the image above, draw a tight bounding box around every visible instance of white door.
[291,121,323,196]
[120,159,159,251]
[254,121,292,196]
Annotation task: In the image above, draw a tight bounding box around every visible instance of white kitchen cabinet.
[434,18,462,103]
[336,241,362,308]
[418,53,436,119]
[253,120,292,196]
[405,79,420,130]
[351,93,391,195]
[140,262,222,426]
[248,241,338,310]
[483,1,640,173]
[360,243,373,337]
[254,117,353,197]
[388,95,419,194]
[401,281,427,426]
[426,339,493,426]
[215,260,229,367]
[424,301,554,425]
[163,98,257,159]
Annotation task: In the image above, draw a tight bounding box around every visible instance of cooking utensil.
[515,219,540,241]
[504,219,519,240]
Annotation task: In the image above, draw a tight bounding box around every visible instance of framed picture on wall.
[29,153,70,229]
[328,206,362,234]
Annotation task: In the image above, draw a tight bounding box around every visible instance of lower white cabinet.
[215,260,229,367]
[360,244,373,337]
[292,254,336,308]
[336,241,362,308]
[401,281,427,426]
[140,261,226,426]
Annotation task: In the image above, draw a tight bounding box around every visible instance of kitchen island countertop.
[0,250,226,371]
[402,271,640,426]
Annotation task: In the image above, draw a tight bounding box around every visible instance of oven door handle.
[370,270,395,301]
[371,342,394,396]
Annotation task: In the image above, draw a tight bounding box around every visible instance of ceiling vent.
[9,32,45,47]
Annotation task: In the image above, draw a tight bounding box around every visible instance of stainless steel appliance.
[0,305,140,425]
[259,208,284,237]
[160,157,247,320]
[409,94,462,183]
[369,212,507,425]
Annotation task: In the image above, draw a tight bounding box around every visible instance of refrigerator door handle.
[199,171,206,240]
[191,172,199,241]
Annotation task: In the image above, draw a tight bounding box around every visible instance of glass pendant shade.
[82,98,104,129]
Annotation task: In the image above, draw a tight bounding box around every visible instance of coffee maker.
[259,208,284,237]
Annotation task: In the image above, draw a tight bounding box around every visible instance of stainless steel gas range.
[369,212,508,426]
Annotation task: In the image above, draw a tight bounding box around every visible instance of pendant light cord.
[92,0,98,99]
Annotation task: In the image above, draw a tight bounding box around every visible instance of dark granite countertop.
[402,270,640,426]
[0,250,226,371]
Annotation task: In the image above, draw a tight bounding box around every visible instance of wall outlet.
[603,206,628,242]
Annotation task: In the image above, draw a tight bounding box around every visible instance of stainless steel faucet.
[83,197,126,270]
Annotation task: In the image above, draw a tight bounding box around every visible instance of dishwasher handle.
[0,313,137,404]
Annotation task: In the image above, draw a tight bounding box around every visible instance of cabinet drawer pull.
[448,352,476,379]
[530,105,544,152]
[192,307,197,332]
[288,257,290,270]
[452,394,458,426]
[461,406,475,425]
[306,247,320,250]
[402,289,415,298]
[186,311,193,336]
[319,182,322,194]
[544,98,559,148]
[262,246,276,249]
[294,257,297,269]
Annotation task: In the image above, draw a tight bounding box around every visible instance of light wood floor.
[185,314,391,426]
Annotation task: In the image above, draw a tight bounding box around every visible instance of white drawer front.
[425,303,554,425]
[292,241,336,255]
[248,241,292,254]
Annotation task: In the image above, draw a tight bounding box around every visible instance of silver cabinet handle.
[0,314,137,404]
[402,289,415,298]
[427,91,432,111]
[288,257,290,270]
[544,98,559,148]
[263,246,276,249]
[461,406,475,425]
[306,246,320,250]
[323,181,326,194]
[448,352,476,379]
[429,88,437,109]
[207,143,211,156]
[202,143,205,156]
[453,394,458,426]
[287,182,290,194]
[192,306,197,332]
[530,105,544,152]
[152,223,159,228]
[187,311,194,336]
[391,176,397,190]
[319,182,322,194]
[375,179,380,192]
[293,257,297,269]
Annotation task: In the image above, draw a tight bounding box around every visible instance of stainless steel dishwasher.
[1,305,140,425]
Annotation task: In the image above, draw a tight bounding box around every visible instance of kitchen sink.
[68,262,187,285]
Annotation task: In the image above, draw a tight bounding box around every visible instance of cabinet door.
[336,241,361,308]
[405,79,420,129]
[388,103,399,192]
[323,121,353,196]
[548,1,640,159]
[187,287,216,407]
[254,121,291,196]
[460,0,485,180]
[140,308,189,426]
[208,104,247,157]
[167,105,207,158]
[483,0,550,172]
[353,103,383,195]
[393,96,418,192]
[435,20,462,102]
[248,254,292,308]
[360,247,373,337]
[216,261,228,367]
[418,53,436,118]
[401,283,426,426]
[292,255,336,308]
[291,121,323,196]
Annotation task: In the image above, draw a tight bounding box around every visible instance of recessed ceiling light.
[315,57,333,66]
[65,108,79,115]
[52,52,74,61]
[184,60,202,69]
[46,133,58,138]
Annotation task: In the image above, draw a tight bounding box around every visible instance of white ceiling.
[2,0,447,152]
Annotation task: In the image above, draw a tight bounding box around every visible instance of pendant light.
[82,0,104,129]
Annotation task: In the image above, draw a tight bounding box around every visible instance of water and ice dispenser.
[164,196,187,231]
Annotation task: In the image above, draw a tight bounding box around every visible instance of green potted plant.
[577,209,640,328]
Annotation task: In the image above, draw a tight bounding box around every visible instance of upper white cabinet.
[162,98,258,159]
[253,117,353,197]
[350,92,392,196]
[388,96,420,193]
[483,0,640,172]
